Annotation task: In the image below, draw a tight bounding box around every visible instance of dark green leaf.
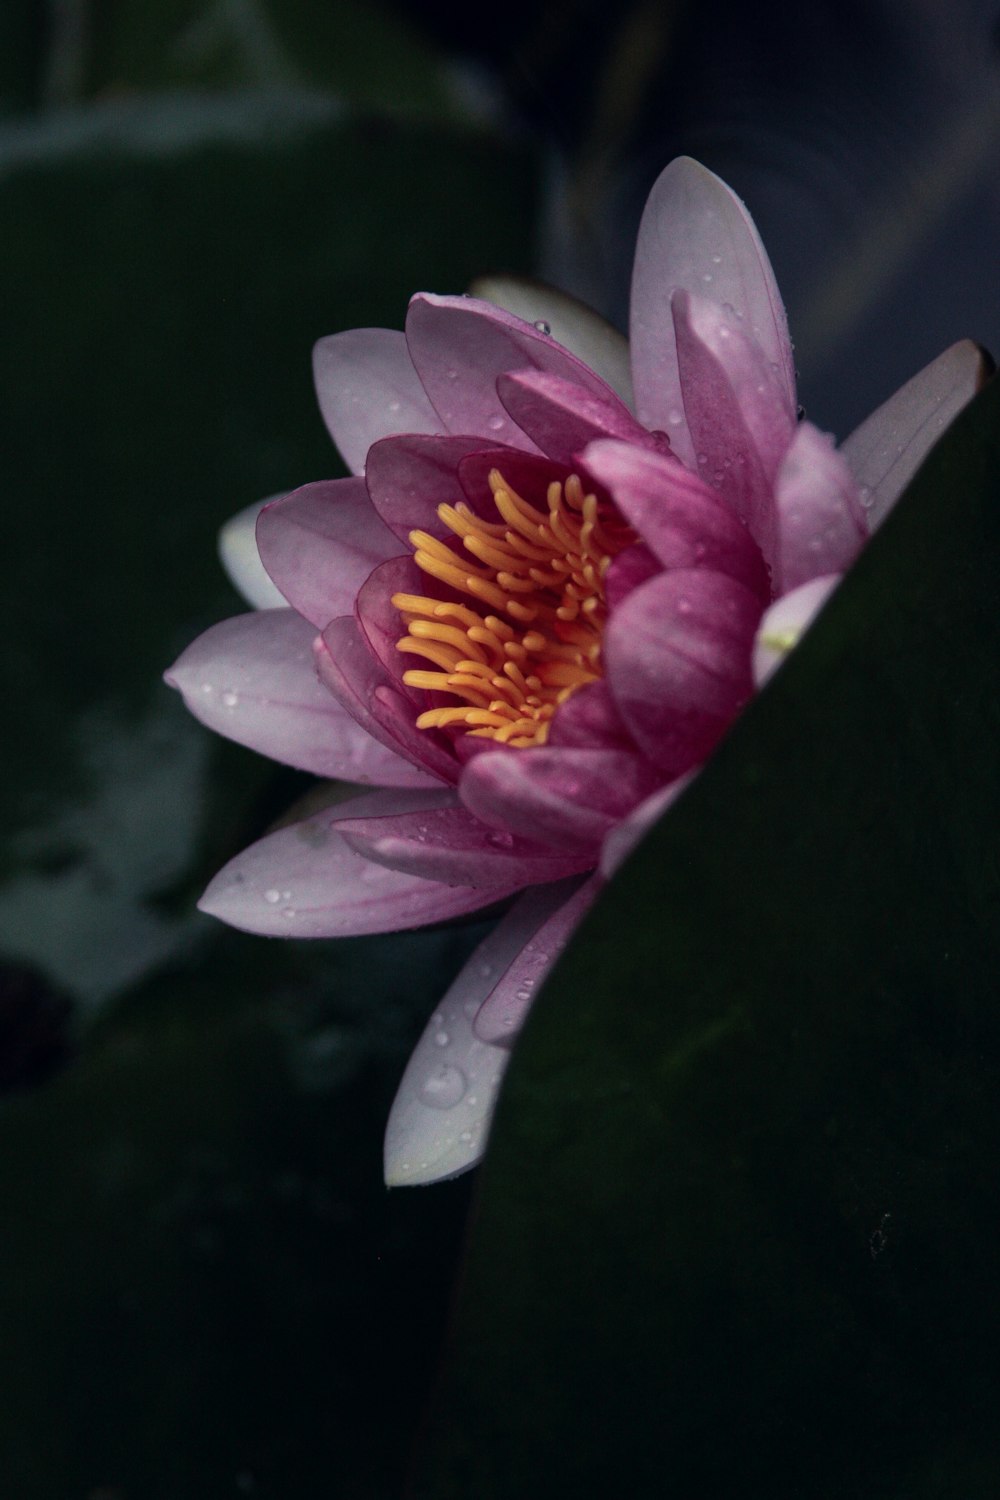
[413,375,1000,1497]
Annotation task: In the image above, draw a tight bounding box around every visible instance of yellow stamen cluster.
[392,468,633,747]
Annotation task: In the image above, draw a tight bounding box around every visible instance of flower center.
[392,468,633,747]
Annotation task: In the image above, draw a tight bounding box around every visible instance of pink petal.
[470,275,634,407]
[457,446,567,510]
[256,479,400,630]
[840,339,991,529]
[165,609,434,786]
[199,789,520,938]
[753,574,841,687]
[495,370,659,465]
[672,290,795,567]
[334,802,589,888]
[316,616,458,785]
[364,433,491,544]
[773,422,866,593]
[583,438,770,599]
[472,876,601,1045]
[383,876,594,1185]
[603,543,662,610]
[600,774,695,879]
[604,568,760,774]
[404,293,618,450]
[459,746,661,854]
[630,156,795,466]
[312,327,442,475]
[354,555,424,686]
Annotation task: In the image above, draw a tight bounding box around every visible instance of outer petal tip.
[218,497,287,610]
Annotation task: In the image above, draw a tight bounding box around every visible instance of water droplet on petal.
[487,415,505,432]
[667,409,683,427]
[533,319,551,335]
[486,829,514,849]
[200,682,213,695]
[697,453,708,466]
[388,400,401,414]
[221,690,239,708]
[711,254,722,264]
[420,1064,467,1110]
[434,1030,450,1048]
[264,888,281,904]
[702,273,713,283]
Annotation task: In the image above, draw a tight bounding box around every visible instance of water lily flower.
[166,158,986,1186]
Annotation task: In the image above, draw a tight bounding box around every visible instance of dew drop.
[478,961,494,979]
[859,485,874,509]
[486,829,514,849]
[263,888,281,904]
[702,273,713,284]
[667,409,684,427]
[447,368,459,381]
[487,415,505,432]
[200,682,213,695]
[281,906,296,919]
[533,319,551,335]
[434,1030,450,1048]
[696,452,709,466]
[221,690,239,709]
[711,254,722,264]
[388,399,401,414]
[463,997,480,1019]
[419,1064,467,1110]
[459,1129,474,1144]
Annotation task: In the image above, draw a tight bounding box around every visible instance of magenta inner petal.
[604,568,761,774]
[364,433,493,544]
[496,369,660,465]
[316,616,458,785]
[546,680,634,750]
[583,438,771,600]
[459,746,662,854]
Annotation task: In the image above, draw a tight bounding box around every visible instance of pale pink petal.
[672,290,795,568]
[459,746,661,853]
[470,275,634,407]
[583,438,770,599]
[334,802,589,888]
[473,876,600,1045]
[773,423,866,593]
[256,479,400,629]
[840,340,991,530]
[312,327,442,475]
[218,497,287,609]
[496,370,658,464]
[603,543,662,610]
[165,610,433,785]
[316,617,458,785]
[384,877,591,1185]
[364,433,490,544]
[404,293,619,450]
[600,774,695,879]
[199,789,520,938]
[604,568,760,774]
[752,575,841,687]
[630,156,795,465]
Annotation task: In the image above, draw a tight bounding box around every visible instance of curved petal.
[459,746,660,853]
[316,616,458,784]
[312,327,442,475]
[470,275,634,408]
[600,774,695,879]
[604,568,760,774]
[404,293,620,450]
[199,789,520,938]
[256,478,400,629]
[473,876,600,1045]
[630,156,795,465]
[165,609,434,785]
[364,433,491,544]
[546,680,633,750]
[218,496,287,609]
[354,554,424,686]
[496,370,657,465]
[753,574,841,687]
[773,422,866,593]
[583,438,770,599]
[384,876,591,1186]
[841,340,991,530]
[672,290,795,568]
[334,802,589,887]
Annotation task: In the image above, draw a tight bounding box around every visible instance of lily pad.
[412,375,1000,1496]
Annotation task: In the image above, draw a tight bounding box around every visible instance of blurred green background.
[3,1,1000,1495]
